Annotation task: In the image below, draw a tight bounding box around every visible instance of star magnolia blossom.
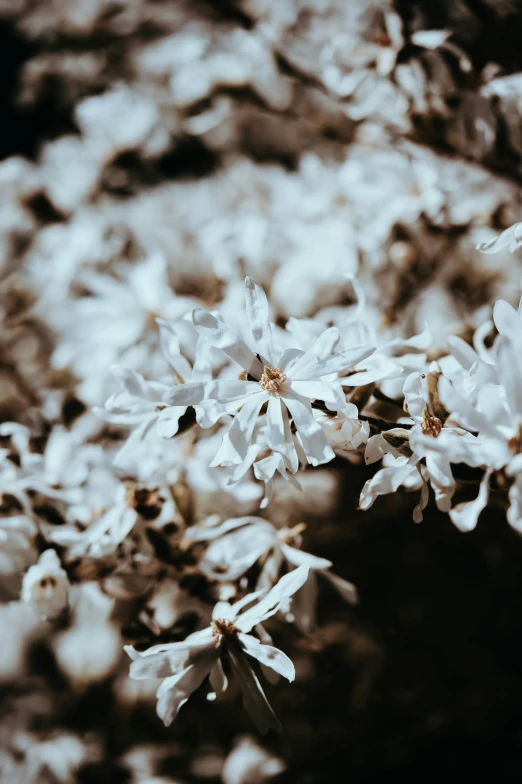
[187,516,358,632]
[163,277,374,467]
[360,369,486,525]
[125,565,309,732]
[98,320,222,468]
[423,336,522,532]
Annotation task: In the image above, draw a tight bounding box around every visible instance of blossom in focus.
[164,277,373,468]
[360,369,486,524]
[125,565,309,732]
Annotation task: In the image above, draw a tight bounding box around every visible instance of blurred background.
[2,0,522,782]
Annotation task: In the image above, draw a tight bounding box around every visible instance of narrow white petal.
[290,380,345,411]
[449,469,492,532]
[111,366,159,401]
[280,543,332,570]
[227,646,281,734]
[359,457,418,511]
[493,300,520,337]
[192,309,263,377]
[212,392,267,465]
[413,472,430,523]
[438,377,502,440]
[208,659,228,699]
[245,277,275,366]
[238,633,295,682]
[266,397,286,453]
[236,564,309,632]
[157,319,193,381]
[447,335,477,371]
[157,406,186,438]
[321,569,358,604]
[162,381,215,407]
[185,517,261,543]
[191,337,213,382]
[340,354,400,386]
[290,570,318,633]
[284,327,340,379]
[496,336,522,418]
[282,392,335,466]
[316,345,375,378]
[129,648,189,680]
[156,653,216,726]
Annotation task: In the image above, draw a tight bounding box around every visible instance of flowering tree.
[4,0,522,780]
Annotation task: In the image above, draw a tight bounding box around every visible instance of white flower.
[187,516,357,632]
[429,335,522,531]
[360,369,486,524]
[98,321,223,470]
[125,566,309,732]
[164,277,373,468]
[21,549,70,619]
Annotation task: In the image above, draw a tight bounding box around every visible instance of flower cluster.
[4,0,522,777]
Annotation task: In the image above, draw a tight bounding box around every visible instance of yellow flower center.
[421,408,442,438]
[259,366,287,395]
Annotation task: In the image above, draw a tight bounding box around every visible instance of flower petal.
[321,569,358,604]
[282,391,335,466]
[236,564,309,632]
[359,457,418,511]
[211,392,267,465]
[156,654,216,726]
[449,469,492,532]
[192,310,263,377]
[290,380,345,411]
[238,633,295,682]
[496,336,522,418]
[157,319,193,381]
[162,381,215,407]
[129,647,190,680]
[208,659,228,700]
[185,517,261,543]
[493,300,520,338]
[245,277,275,366]
[226,646,281,734]
[284,327,340,379]
[280,543,332,571]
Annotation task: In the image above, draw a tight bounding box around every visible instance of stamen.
[259,366,287,395]
[421,408,442,438]
[211,618,238,639]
